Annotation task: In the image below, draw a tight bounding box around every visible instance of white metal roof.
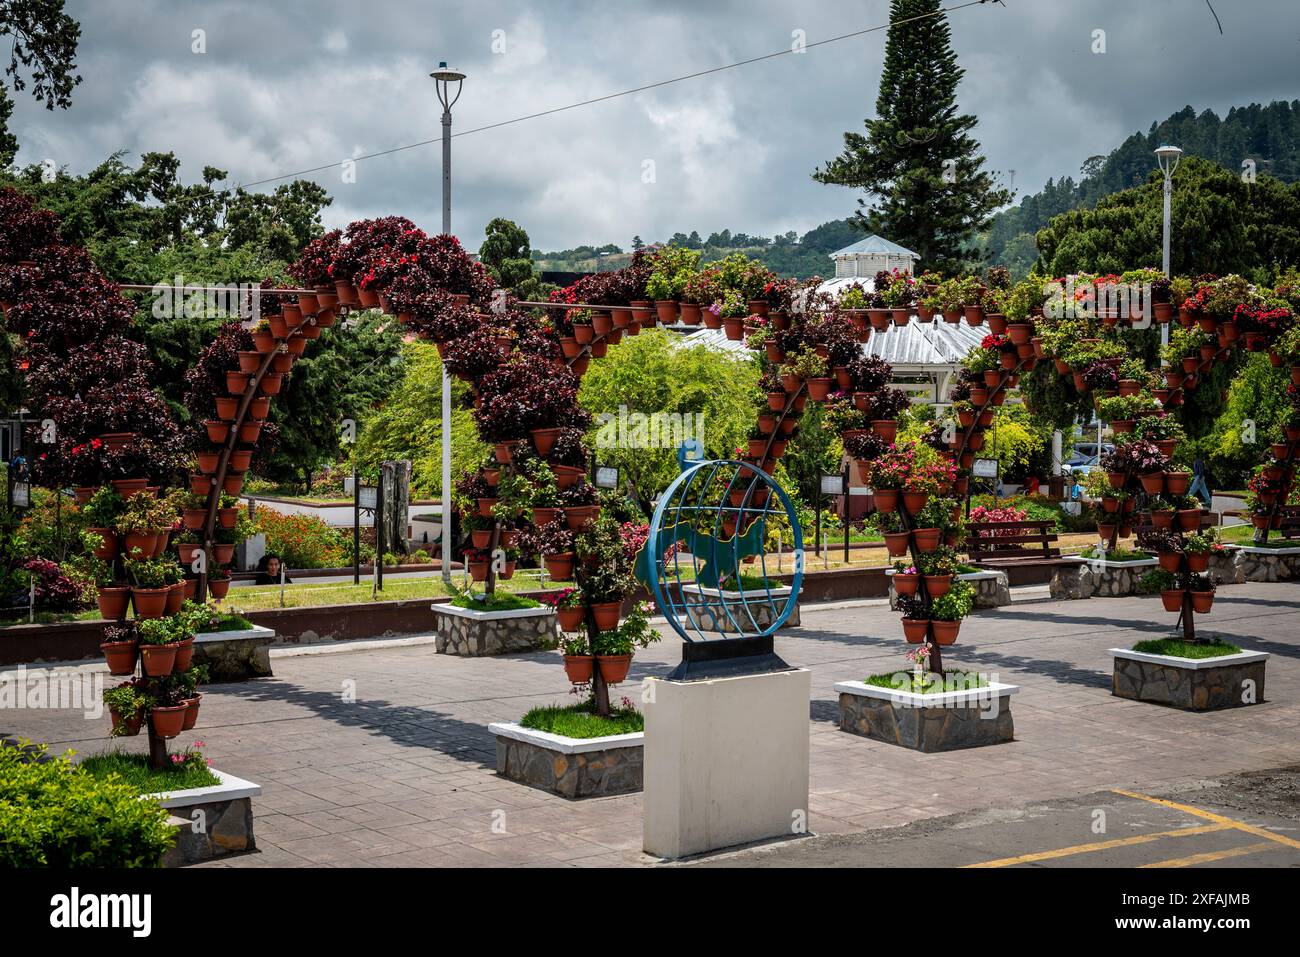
[671,316,982,370]
[828,235,919,260]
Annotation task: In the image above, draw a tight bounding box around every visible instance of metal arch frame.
[647,458,803,644]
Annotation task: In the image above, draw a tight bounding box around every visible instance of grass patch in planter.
[1082,546,1152,562]
[79,749,221,794]
[449,592,541,612]
[864,670,990,694]
[520,701,644,738]
[1131,637,1242,659]
[199,613,254,632]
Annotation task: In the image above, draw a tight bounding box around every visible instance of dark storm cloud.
[10,0,1298,251]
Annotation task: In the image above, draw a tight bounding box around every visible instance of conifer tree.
[813,0,1009,273]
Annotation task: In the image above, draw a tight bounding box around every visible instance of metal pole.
[1161,173,1172,356]
[353,465,360,586]
[440,103,454,588]
[376,475,385,592]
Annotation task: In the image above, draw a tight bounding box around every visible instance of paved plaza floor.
[6,582,1300,867]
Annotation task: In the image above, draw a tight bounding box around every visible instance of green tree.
[354,341,486,496]
[257,313,406,489]
[813,0,1010,272]
[1,0,81,110]
[1035,156,1300,280]
[577,329,760,506]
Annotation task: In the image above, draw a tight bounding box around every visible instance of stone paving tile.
[7,581,1299,867]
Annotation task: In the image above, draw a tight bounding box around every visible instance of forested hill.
[537,101,1300,281]
[981,100,1300,275]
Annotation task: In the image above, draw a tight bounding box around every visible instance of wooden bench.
[1277,507,1300,539]
[965,520,1075,568]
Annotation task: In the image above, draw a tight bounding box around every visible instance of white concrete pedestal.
[642,667,811,859]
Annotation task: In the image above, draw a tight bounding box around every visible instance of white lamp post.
[432,62,466,585]
[1155,144,1182,354]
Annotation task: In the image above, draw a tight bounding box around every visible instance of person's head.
[262,554,283,578]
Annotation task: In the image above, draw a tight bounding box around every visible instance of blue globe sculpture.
[635,459,803,679]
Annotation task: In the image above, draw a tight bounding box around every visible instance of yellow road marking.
[962,824,1229,868]
[1139,841,1281,868]
[1111,788,1300,852]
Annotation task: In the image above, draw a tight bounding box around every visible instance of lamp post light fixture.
[1154,144,1182,355]
[431,61,466,585]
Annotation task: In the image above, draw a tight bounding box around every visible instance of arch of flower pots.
[1027,281,1297,643]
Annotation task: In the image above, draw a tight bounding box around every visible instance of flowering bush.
[969,504,1029,539]
[21,557,88,610]
[252,507,348,568]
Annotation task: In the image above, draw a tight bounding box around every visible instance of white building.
[828,235,919,280]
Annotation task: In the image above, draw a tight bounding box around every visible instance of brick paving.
[5,582,1299,867]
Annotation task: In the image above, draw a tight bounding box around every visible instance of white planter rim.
[680,583,793,600]
[1077,556,1158,569]
[432,603,551,621]
[1235,545,1300,555]
[489,720,643,754]
[1110,647,1269,669]
[194,625,275,645]
[955,570,1003,581]
[145,768,262,808]
[835,678,1019,707]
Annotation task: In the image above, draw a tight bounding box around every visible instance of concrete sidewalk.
[6,582,1299,867]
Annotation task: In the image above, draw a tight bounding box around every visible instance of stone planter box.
[152,769,261,867]
[835,679,1018,752]
[891,570,1008,610]
[431,604,556,656]
[1050,557,1157,599]
[193,625,274,681]
[1111,648,1268,711]
[1234,545,1300,583]
[678,583,798,632]
[489,721,643,798]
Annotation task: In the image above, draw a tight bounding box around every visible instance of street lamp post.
[432,62,466,586]
[1155,144,1182,355]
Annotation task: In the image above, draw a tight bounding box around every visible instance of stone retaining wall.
[1111,652,1267,711]
[495,735,643,798]
[1235,548,1300,582]
[432,608,557,656]
[837,686,1015,752]
[162,796,255,866]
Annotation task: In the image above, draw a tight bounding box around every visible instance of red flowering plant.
[442,327,506,381]
[843,429,889,461]
[21,557,88,611]
[763,277,795,311]
[804,312,860,367]
[329,216,423,285]
[970,504,1029,539]
[868,387,911,421]
[0,187,65,263]
[540,586,583,609]
[1234,302,1292,341]
[861,446,912,489]
[416,233,494,305]
[846,355,893,393]
[681,267,722,307]
[472,355,591,442]
[1101,438,1167,476]
[287,230,342,287]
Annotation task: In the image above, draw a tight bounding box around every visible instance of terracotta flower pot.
[96,587,131,620]
[226,371,249,395]
[1177,508,1201,531]
[902,491,929,513]
[884,532,910,557]
[893,573,919,596]
[931,620,961,645]
[182,694,202,731]
[912,528,942,552]
[924,574,953,598]
[165,583,184,615]
[1107,471,1127,490]
[140,642,177,676]
[564,655,594,684]
[182,508,206,531]
[224,472,246,496]
[597,654,633,684]
[872,488,899,512]
[208,578,230,600]
[1150,510,1174,529]
[532,506,560,527]
[219,507,238,529]
[259,372,285,395]
[557,607,585,632]
[132,588,170,619]
[724,318,746,341]
[1157,551,1181,572]
[101,640,138,676]
[531,428,562,457]
[901,618,929,643]
[544,553,577,581]
[468,562,489,582]
[237,351,261,374]
[89,528,119,560]
[124,531,158,559]
[872,419,898,442]
[1139,473,1165,495]
[173,636,195,671]
[213,543,235,564]
[1190,590,1214,614]
[253,332,278,354]
[1185,552,1210,573]
[149,705,188,739]
[591,602,621,631]
[655,301,678,325]
[110,708,143,737]
[564,505,599,530]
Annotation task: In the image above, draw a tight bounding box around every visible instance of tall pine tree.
[813,0,1009,273]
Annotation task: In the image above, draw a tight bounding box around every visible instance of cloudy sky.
[9,0,1299,251]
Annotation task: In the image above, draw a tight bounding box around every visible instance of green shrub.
[0,742,174,867]
[252,506,348,568]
